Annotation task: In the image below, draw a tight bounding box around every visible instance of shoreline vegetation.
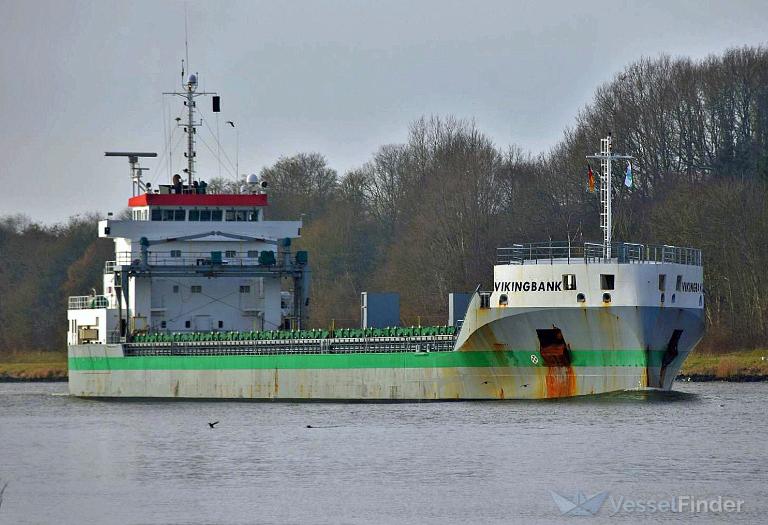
[1,350,766,383]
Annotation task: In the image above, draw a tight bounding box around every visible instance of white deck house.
[68,191,307,345]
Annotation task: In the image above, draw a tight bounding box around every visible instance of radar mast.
[164,66,217,188]
[587,134,633,259]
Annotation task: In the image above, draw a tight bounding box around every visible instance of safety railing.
[106,251,279,270]
[68,295,117,310]
[497,241,702,266]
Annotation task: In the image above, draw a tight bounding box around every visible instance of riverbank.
[1,349,766,382]
[0,351,67,381]
[677,348,768,382]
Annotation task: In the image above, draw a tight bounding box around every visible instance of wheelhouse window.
[248,209,260,221]
[211,210,223,221]
[162,209,175,221]
[199,210,211,221]
[225,209,247,221]
[151,209,162,221]
[188,210,200,221]
[174,209,185,221]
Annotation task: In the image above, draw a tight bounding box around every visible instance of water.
[0,382,765,524]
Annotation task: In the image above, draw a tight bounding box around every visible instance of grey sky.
[1,0,766,223]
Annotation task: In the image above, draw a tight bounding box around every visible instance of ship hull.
[68,306,703,400]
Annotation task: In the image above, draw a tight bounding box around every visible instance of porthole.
[499,294,508,306]
[671,293,676,304]
[661,293,665,303]
[576,293,586,303]
[602,292,612,303]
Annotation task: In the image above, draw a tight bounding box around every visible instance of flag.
[624,161,633,188]
[587,163,595,193]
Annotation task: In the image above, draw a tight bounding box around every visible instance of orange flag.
[587,163,595,193]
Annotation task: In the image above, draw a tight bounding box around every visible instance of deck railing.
[68,295,117,310]
[104,251,277,272]
[497,241,702,266]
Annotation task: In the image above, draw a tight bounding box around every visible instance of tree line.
[1,45,766,353]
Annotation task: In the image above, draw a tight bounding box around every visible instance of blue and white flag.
[624,161,633,188]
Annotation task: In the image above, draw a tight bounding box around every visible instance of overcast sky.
[1,0,767,223]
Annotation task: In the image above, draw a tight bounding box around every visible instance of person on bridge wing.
[172,174,183,194]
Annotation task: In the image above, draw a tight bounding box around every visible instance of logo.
[550,490,609,516]
[549,489,745,516]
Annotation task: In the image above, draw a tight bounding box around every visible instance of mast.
[164,71,216,188]
[587,133,633,259]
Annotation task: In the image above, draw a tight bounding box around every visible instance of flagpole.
[586,133,633,260]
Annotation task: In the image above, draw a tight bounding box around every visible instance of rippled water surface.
[0,382,765,524]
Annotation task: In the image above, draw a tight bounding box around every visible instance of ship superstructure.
[66,72,704,400]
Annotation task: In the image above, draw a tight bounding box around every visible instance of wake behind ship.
[67,72,705,400]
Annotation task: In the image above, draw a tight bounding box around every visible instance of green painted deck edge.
[69,349,667,371]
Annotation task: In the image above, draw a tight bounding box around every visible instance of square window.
[162,209,175,221]
[248,210,259,221]
[200,210,211,221]
[211,210,223,221]
[160,321,167,329]
[191,285,202,293]
[225,209,236,221]
[188,210,200,221]
[247,250,259,258]
[600,274,615,290]
[173,285,179,293]
[240,285,251,294]
[218,320,224,329]
[225,250,237,258]
[170,250,181,258]
[185,320,191,328]
[174,209,185,221]
[659,274,666,291]
[151,209,162,221]
[235,210,247,221]
[562,274,577,290]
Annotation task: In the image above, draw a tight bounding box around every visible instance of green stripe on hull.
[69,349,664,371]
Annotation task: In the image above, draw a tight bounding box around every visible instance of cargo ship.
[67,72,705,400]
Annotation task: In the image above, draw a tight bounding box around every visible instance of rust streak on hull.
[545,365,577,398]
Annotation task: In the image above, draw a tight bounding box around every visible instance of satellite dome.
[188,74,198,86]
[246,173,259,184]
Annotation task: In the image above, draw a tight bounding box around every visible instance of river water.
[0,381,765,524]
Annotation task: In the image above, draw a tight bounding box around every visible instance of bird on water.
[0,481,8,510]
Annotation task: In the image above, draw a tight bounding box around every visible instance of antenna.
[586,134,633,259]
[105,152,158,196]
[184,5,190,74]
[164,10,216,188]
